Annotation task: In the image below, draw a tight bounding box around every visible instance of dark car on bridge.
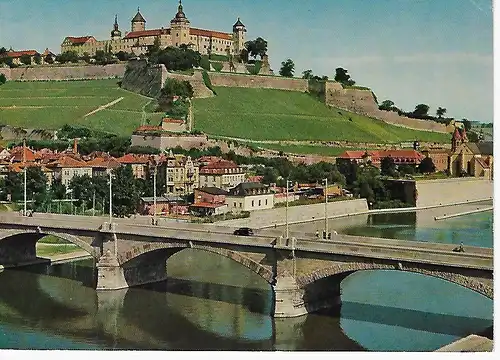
[233,227,254,236]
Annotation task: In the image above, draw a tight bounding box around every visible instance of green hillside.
[193,87,449,143]
[0,79,163,136]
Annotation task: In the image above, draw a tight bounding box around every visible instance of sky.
[0,0,494,122]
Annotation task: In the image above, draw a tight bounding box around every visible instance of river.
[0,206,493,351]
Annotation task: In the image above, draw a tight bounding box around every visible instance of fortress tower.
[131,7,146,32]
[170,0,191,47]
[232,17,246,55]
[111,15,122,40]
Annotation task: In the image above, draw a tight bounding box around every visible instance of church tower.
[111,15,122,40]
[232,17,246,55]
[131,7,146,32]
[451,127,462,152]
[170,0,191,47]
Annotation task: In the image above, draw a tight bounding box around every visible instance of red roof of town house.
[378,150,424,161]
[8,162,52,173]
[200,159,242,174]
[338,149,423,163]
[116,154,150,165]
[162,118,184,124]
[190,28,233,40]
[247,175,263,183]
[337,150,367,160]
[9,146,38,162]
[6,50,40,58]
[135,125,162,132]
[46,156,89,168]
[123,29,168,39]
[64,36,96,45]
[86,157,121,169]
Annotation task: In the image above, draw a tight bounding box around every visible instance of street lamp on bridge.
[323,178,329,239]
[285,179,292,240]
[109,170,113,226]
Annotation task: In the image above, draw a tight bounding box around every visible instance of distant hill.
[0,79,162,137]
[192,87,449,144]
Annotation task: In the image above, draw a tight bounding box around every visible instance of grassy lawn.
[0,79,153,136]
[38,235,69,244]
[193,87,450,143]
[36,244,80,257]
[249,143,363,156]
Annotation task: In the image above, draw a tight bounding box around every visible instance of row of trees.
[0,165,161,217]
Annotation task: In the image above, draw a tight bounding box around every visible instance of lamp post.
[285,179,290,240]
[153,164,157,226]
[23,139,27,216]
[109,171,113,226]
[324,178,328,239]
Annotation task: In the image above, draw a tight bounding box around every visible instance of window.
[265,199,268,205]
[252,200,254,207]
[233,202,236,207]
[239,202,242,208]
[259,200,261,206]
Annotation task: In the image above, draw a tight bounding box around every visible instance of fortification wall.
[131,134,209,150]
[0,67,11,80]
[416,178,493,207]
[5,64,126,81]
[164,71,214,98]
[209,72,308,92]
[121,60,165,98]
[324,82,448,133]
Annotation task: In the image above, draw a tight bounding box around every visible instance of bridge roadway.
[0,212,493,272]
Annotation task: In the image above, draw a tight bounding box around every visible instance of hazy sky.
[0,0,493,122]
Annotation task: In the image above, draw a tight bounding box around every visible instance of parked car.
[233,227,254,236]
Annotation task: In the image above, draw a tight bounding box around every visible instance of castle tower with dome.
[61,1,246,58]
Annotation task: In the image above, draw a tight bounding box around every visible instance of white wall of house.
[57,167,93,187]
[226,193,274,212]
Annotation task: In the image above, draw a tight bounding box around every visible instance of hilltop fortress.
[61,0,246,57]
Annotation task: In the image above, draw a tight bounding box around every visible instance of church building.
[61,1,246,57]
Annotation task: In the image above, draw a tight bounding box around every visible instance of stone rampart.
[6,64,126,81]
[209,72,308,92]
[121,60,165,98]
[416,178,493,207]
[323,82,448,133]
[165,71,214,98]
[131,133,209,150]
[0,67,11,80]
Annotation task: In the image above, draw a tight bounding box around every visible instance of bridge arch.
[297,262,493,299]
[118,242,274,284]
[0,229,99,258]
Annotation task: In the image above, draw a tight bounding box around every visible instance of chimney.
[73,138,78,154]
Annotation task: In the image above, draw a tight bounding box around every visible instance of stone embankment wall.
[121,60,165,98]
[416,178,493,207]
[217,198,368,228]
[0,64,126,81]
[131,134,210,150]
[209,72,308,92]
[323,82,449,133]
[165,71,214,98]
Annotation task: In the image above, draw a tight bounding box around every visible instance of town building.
[420,148,450,172]
[337,149,424,168]
[448,128,493,179]
[161,154,199,195]
[225,182,274,212]
[116,154,150,179]
[45,156,93,187]
[3,50,42,65]
[190,187,229,216]
[199,159,246,191]
[61,1,246,57]
[138,195,184,216]
[86,156,121,177]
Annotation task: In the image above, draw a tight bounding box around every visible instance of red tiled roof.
[116,154,150,164]
[135,125,162,132]
[190,202,226,208]
[338,150,423,162]
[162,118,184,124]
[247,175,263,183]
[475,157,490,169]
[86,157,121,168]
[9,162,52,173]
[200,159,241,174]
[6,50,39,58]
[124,29,168,39]
[9,146,38,162]
[64,36,96,45]
[190,28,232,40]
[46,156,89,168]
[337,151,366,159]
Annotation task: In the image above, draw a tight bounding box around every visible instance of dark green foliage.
[58,124,93,139]
[1,172,22,201]
[200,55,210,71]
[412,104,430,118]
[115,51,132,61]
[112,165,140,217]
[244,37,268,59]
[160,78,194,98]
[19,54,31,65]
[56,51,79,64]
[211,62,223,72]
[334,68,355,86]
[50,179,66,200]
[418,157,436,174]
[149,46,201,71]
[209,54,229,61]
[0,73,6,85]
[246,60,262,75]
[279,58,295,77]
[128,146,161,155]
[380,157,397,177]
[68,174,93,207]
[436,107,447,119]
[165,98,190,119]
[202,70,216,95]
[302,70,313,79]
[94,50,115,65]
[33,54,42,65]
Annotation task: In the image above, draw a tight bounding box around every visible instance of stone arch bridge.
[0,213,493,318]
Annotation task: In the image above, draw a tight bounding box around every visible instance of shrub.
[0,73,6,85]
[202,70,216,95]
[200,55,210,71]
[211,62,223,72]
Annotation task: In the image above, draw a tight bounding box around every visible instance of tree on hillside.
[0,47,6,56]
[436,107,447,119]
[20,54,32,65]
[50,179,66,200]
[149,46,201,71]
[334,67,356,86]
[0,74,6,85]
[279,58,295,77]
[239,48,249,63]
[462,118,472,132]
[115,51,132,61]
[4,172,23,201]
[302,69,313,79]
[56,51,79,64]
[244,37,268,59]
[26,167,48,207]
[81,52,91,63]
[160,78,194,99]
[418,157,436,174]
[412,104,430,118]
[380,157,397,177]
[147,36,162,57]
[379,100,395,111]
[69,174,94,207]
